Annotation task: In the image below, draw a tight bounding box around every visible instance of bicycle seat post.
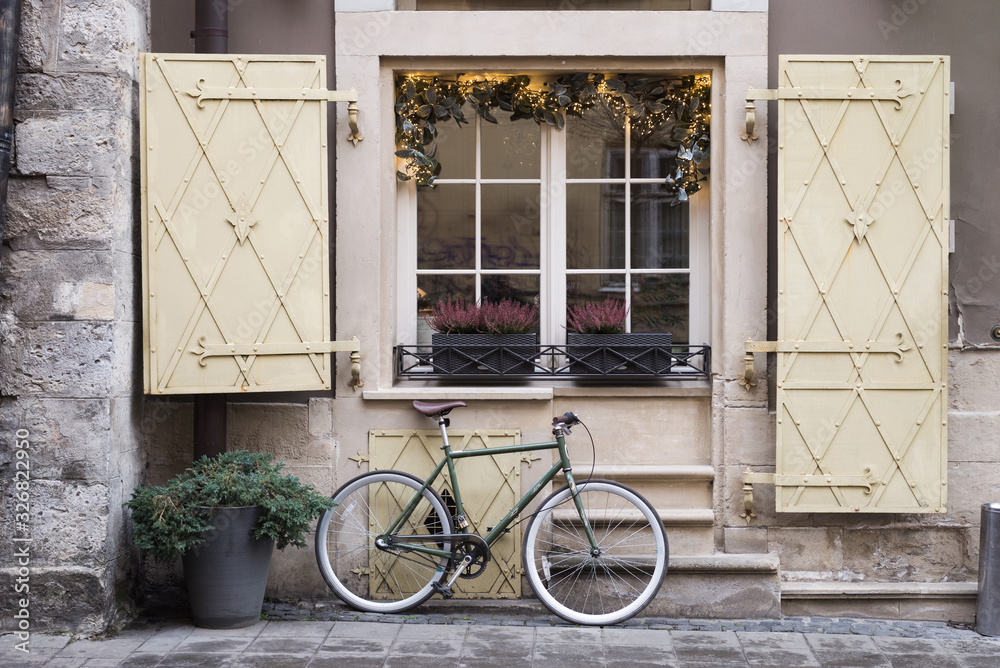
[437,413,451,451]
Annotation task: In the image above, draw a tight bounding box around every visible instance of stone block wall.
[0,0,150,634]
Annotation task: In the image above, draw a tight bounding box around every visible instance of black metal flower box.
[567,333,674,374]
[431,333,537,375]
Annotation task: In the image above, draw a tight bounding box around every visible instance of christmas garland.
[394,72,710,201]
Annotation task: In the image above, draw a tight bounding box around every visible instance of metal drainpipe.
[191,0,228,459]
[0,0,22,271]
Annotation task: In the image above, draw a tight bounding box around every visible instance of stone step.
[780,580,978,622]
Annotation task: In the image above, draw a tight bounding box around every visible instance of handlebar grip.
[553,411,581,426]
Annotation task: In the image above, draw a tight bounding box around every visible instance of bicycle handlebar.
[552,412,581,428]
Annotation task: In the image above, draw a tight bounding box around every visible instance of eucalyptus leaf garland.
[395,72,710,201]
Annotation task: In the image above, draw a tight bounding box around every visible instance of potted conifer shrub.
[428,298,539,375]
[126,451,333,628]
[566,299,673,374]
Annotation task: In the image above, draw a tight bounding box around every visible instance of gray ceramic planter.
[182,506,275,629]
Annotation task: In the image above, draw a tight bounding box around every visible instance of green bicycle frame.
[382,425,598,561]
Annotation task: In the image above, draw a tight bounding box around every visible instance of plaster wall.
[0,0,150,634]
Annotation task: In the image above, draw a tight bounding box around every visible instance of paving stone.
[318,637,393,655]
[384,656,459,668]
[534,626,604,644]
[171,637,254,654]
[804,635,892,667]
[246,636,325,653]
[604,645,676,663]
[54,637,147,659]
[156,653,237,668]
[738,630,820,666]
[389,638,464,657]
[305,654,386,668]
[230,654,315,668]
[329,621,400,641]
[116,655,164,668]
[671,631,746,663]
[604,627,674,648]
[259,621,334,638]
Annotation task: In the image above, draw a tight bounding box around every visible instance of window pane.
[417,275,475,345]
[482,116,540,179]
[418,185,475,270]
[566,107,625,179]
[434,120,475,179]
[630,129,680,179]
[632,274,689,342]
[482,184,540,269]
[567,273,627,308]
[631,186,689,269]
[567,183,624,270]
[482,274,540,333]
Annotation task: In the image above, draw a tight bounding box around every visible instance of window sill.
[362,381,713,401]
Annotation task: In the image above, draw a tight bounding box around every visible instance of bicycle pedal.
[431,582,454,599]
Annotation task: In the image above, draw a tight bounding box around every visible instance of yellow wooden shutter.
[140,54,341,394]
[773,55,950,513]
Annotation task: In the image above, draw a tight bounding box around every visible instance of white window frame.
[396,103,710,351]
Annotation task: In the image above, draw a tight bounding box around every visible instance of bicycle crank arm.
[443,553,474,590]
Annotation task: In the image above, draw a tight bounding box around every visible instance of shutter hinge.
[187,83,364,145]
[741,469,879,522]
[191,336,364,389]
[741,335,910,390]
[741,82,910,145]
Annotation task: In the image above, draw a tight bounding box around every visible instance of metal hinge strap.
[740,334,910,389]
[191,336,360,360]
[746,84,909,103]
[186,83,363,145]
[741,83,908,144]
[192,336,363,389]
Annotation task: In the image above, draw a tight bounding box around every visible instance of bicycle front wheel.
[522,479,668,625]
[315,470,453,614]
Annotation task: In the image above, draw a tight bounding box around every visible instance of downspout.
[0,0,21,271]
[191,0,228,459]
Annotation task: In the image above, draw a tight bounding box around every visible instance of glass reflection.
[567,183,625,270]
[418,185,475,270]
[482,116,540,179]
[482,185,541,269]
[631,185,689,269]
[632,274,689,341]
[434,121,475,179]
[566,105,625,179]
[417,275,475,346]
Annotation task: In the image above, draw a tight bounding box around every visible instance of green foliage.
[395,72,710,201]
[566,299,629,334]
[126,451,334,564]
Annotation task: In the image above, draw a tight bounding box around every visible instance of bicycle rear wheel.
[522,479,668,625]
[315,470,453,614]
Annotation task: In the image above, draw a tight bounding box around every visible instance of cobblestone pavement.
[5,601,1000,668]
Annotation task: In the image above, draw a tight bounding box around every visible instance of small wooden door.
[775,55,949,513]
[369,430,523,598]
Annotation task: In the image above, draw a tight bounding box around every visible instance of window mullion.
[624,118,632,333]
[547,125,566,345]
[475,114,482,303]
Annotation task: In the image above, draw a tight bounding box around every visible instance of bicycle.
[314,400,669,626]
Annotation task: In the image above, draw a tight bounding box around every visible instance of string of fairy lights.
[394,72,711,198]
